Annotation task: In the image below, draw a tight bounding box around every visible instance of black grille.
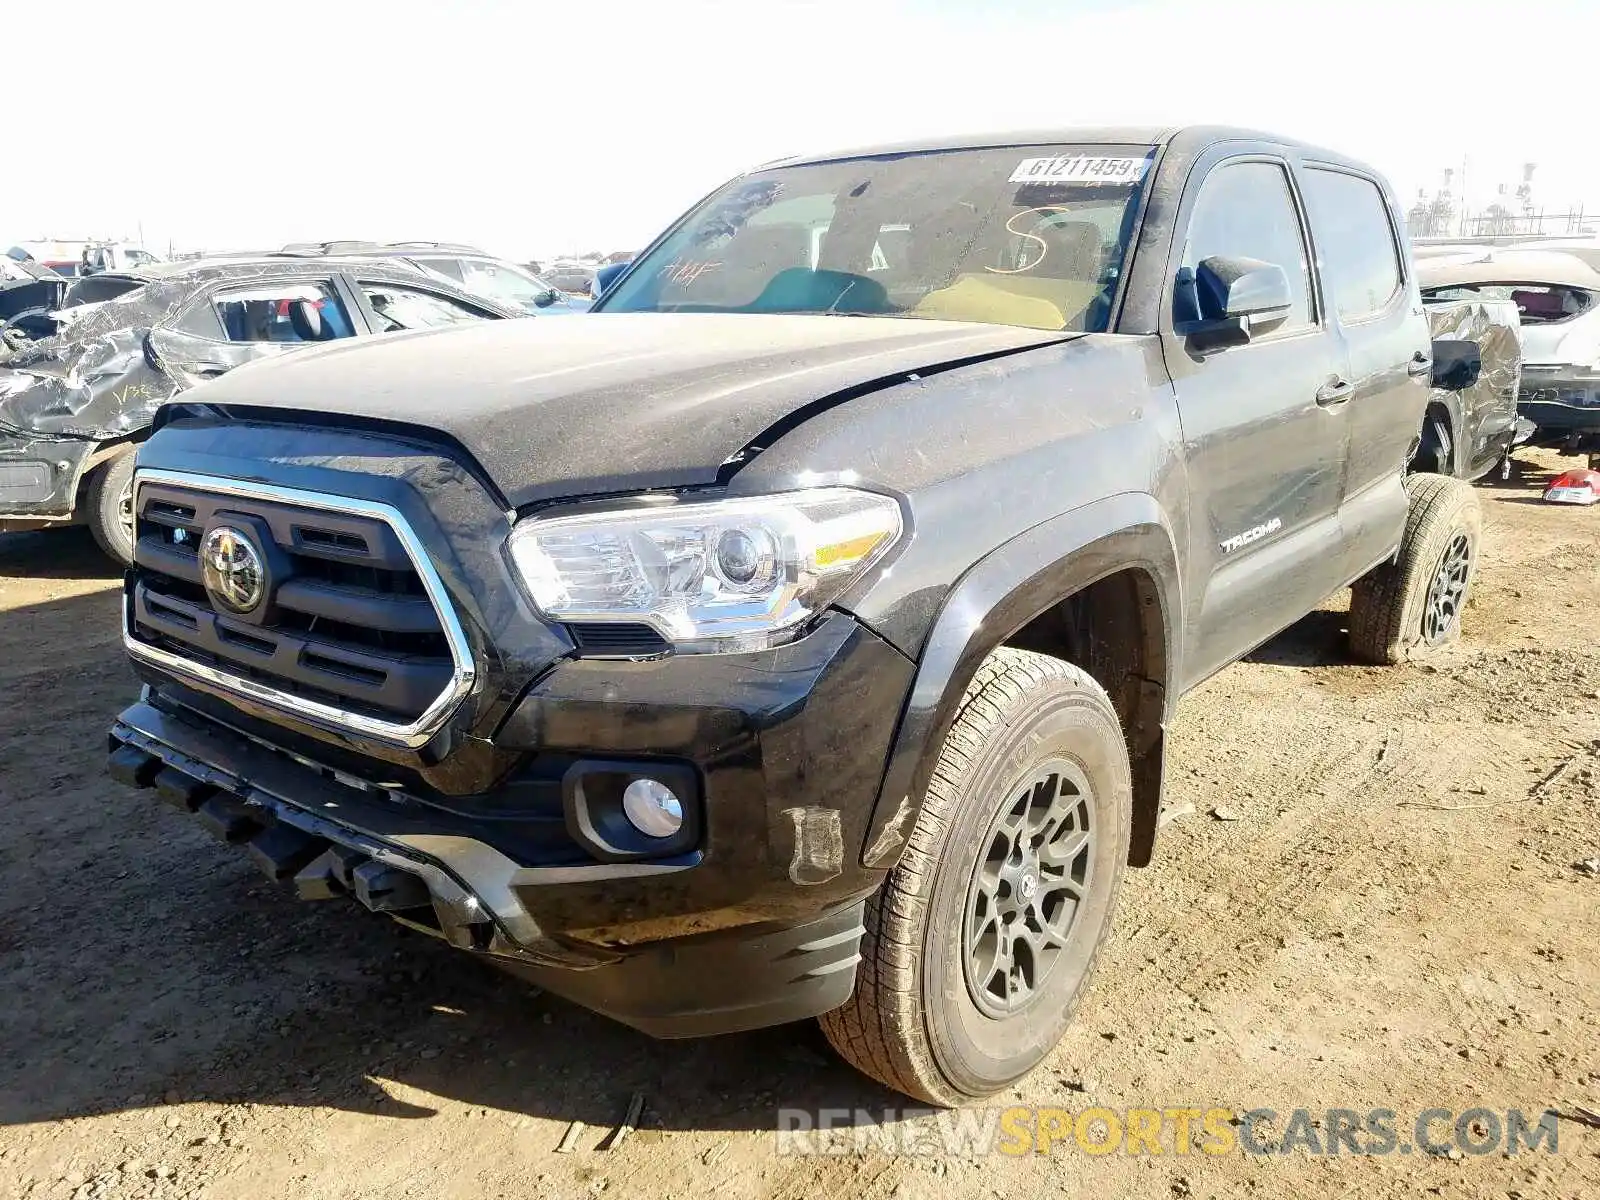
[129,482,455,725]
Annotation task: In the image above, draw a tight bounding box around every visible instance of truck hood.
[188,313,1070,508]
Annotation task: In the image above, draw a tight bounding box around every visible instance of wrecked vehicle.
[1418,248,1600,467]
[278,242,590,315]
[1,258,71,347]
[109,126,1488,1106]
[78,242,163,276]
[1415,288,1525,481]
[0,257,517,562]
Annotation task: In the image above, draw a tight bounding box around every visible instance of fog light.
[622,778,684,838]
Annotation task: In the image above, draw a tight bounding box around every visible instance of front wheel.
[1348,474,1481,664]
[85,448,137,566]
[820,648,1130,1106]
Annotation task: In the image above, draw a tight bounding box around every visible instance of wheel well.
[72,440,137,504]
[1415,401,1456,475]
[1002,567,1168,866]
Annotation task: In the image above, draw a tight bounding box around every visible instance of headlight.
[505,487,902,653]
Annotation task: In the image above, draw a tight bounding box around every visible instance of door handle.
[1316,379,1353,406]
[1407,352,1433,377]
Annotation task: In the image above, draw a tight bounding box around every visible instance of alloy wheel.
[1422,531,1471,645]
[963,760,1095,1018]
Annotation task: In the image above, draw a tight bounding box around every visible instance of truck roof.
[768,125,1370,172]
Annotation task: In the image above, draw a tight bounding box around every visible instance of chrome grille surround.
[122,468,476,749]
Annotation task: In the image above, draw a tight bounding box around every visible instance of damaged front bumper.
[109,611,915,1037]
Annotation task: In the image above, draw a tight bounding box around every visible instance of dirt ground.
[2,452,1597,1200]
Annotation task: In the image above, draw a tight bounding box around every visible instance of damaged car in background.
[1,257,71,347]
[1419,248,1600,468]
[277,241,591,316]
[0,257,517,563]
[1414,269,1527,481]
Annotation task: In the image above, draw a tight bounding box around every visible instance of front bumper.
[109,610,914,1036]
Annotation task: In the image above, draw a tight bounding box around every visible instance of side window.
[358,282,491,332]
[1181,161,1314,333]
[1300,169,1404,322]
[211,280,354,343]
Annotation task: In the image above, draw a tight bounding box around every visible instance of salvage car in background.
[279,242,588,315]
[1419,248,1600,467]
[540,259,597,297]
[1415,286,1525,481]
[0,257,516,563]
[1,258,70,346]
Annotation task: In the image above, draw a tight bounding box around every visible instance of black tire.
[1348,474,1481,665]
[820,648,1130,1106]
[85,448,137,566]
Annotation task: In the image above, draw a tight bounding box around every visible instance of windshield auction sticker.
[1009,155,1149,185]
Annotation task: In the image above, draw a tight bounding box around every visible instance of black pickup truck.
[108,126,1484,1106]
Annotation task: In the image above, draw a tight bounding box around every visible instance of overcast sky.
[10,0,1595,261]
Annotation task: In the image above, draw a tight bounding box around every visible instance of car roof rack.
[385,240,487,253]
[276,240,488,257]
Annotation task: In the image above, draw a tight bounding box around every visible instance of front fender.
[859,492,1183,870]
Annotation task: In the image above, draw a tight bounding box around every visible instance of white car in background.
[1417,245,1600,466]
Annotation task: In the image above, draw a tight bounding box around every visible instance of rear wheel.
[820,648,1130,1106]
[1348,474,1480,664]
[85,448,136,566]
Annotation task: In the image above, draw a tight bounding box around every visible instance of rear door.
[1161,152,1353,688]
[1297,164,1430,573]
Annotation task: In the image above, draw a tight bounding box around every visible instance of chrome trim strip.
[123,467,476,749]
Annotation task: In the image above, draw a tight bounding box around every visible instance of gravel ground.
[2,452,1596,1200]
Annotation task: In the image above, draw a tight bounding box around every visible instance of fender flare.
[860,492,1183,870]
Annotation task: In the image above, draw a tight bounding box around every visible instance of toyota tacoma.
[108,126,1485,1105]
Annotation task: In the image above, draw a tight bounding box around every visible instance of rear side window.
[212,280,355,342]
[357,281,489,332]
[1181,161,1314,332]
[1302,169,1404,321]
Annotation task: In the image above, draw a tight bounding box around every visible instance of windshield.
[600,144,1154,332]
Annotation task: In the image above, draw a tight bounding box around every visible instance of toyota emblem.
[201,526,266,615]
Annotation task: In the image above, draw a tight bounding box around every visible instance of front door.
[1160,154,1353,688]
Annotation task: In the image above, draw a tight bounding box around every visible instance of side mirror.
[534,288,559,309]
[593,261,630,298]
[1431,338,1483,391]
[1180,255,1294,352]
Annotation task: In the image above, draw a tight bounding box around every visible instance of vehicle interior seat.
[746,267,890,314]
[912,219,1107,330]
[1511,288,1566,322]
[289,300,328,341]
[662,225,813,308]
